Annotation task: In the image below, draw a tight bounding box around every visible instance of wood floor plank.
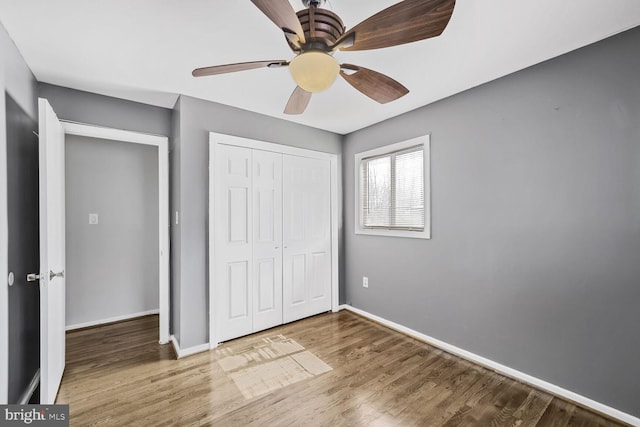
[56,311,631,426]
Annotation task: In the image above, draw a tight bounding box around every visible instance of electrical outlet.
[363,276,369,288]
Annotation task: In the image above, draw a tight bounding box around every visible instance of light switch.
[89,213,99,225]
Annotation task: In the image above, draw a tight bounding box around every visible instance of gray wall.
[0,21,38,404]
[0,29,37,121]
[172,95,342,348]
[65,135,159,327]
[343,27,640,417]
[39,84,172,137]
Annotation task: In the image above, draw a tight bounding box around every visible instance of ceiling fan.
[192,0,456,115]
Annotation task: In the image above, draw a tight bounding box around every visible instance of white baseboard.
[339,305,640,427]
[65,309,160,331]
[170,335,210,359]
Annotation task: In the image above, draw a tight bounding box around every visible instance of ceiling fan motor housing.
[302,0,327,8]
[295,7,345,50]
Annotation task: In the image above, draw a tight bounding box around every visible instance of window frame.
[354,135,431,239]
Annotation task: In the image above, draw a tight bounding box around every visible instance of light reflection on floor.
[216,334,332,399]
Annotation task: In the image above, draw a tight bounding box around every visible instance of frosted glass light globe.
[289,51,340,93]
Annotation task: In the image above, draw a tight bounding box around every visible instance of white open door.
[38,98,66,404]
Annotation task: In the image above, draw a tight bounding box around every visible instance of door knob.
[26,273,41,282]
[49,270,65,280]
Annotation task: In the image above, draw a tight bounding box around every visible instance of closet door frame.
[208,132,340,348]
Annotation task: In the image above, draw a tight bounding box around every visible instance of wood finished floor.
[57,312,629,426]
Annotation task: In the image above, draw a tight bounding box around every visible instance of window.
[355,135,430,239]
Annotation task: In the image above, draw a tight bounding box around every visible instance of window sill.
[355,228,430,239]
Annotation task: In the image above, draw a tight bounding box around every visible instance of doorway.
[61,123,169,343]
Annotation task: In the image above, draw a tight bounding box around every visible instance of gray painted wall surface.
[172,95,342,348]
[1,22,38,404]
[343,27,640,416]
[65,135,159,327]
[39,83,172,137]
[1,28,37,120]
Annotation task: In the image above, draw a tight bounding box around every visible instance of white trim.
[339,305,640,427]
[212,133,335,161]
[0,87,8,403]
[170,335,210,359]
[208,138,216,348]
[208,140,217,350]
[330,155,340,313]
[209,131,340,346]
[157,138,170,345]
[61,121,165,146]
[60,121,170,345]
[65,309,160,331]
[17,369,40,405]
[354,135,431,240]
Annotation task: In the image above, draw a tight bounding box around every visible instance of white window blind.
[360,145,424,231]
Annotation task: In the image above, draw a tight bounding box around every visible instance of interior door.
[282,155,332,323]
[6,94,40,403]
[38,98,66,404]
[214,144,253,342]
[252,150,283,331]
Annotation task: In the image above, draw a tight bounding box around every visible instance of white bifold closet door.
[215,144,254,342]
[214,144,331,342]
[282,155,331,323]
[252,150,283,332]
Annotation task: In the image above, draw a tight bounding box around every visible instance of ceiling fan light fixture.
[289,51,340,93]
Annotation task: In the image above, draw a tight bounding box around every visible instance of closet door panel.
[310,252,330,300]
[290,254,307,304]
[228,261,250,318]
[215,144,253,342]
[283,155,332,323]
[256,259,275,311]
[252,150,283,331]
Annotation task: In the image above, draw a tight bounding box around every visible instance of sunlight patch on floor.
[216,334,332,399]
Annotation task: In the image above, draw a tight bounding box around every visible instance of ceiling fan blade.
[284,86,312,115]
[192,60,287,77]
[251,0,306,45]
[340,64,409,104]
[334,0,455,52]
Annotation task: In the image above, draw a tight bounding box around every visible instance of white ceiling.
[1,1,639,134]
